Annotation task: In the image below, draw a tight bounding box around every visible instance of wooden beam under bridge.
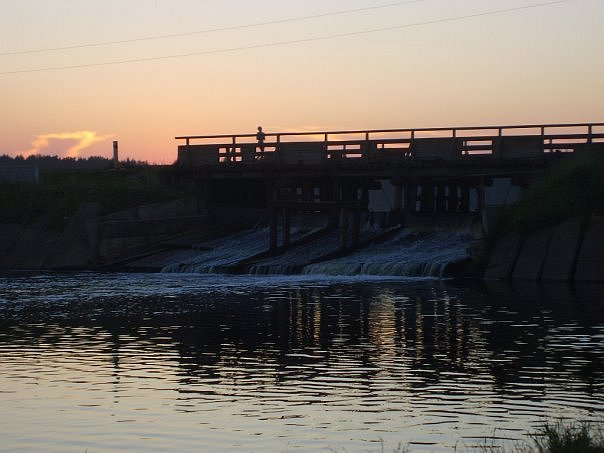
[269,200,363,251]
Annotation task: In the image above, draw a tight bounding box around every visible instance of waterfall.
[161,228,270,273]
[303,229,472,277]
[161,226,324,274]
[162,227,472,278]
[247,231,343,275]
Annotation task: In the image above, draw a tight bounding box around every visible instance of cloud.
[20,131,113,158]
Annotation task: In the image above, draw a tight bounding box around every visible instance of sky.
[0,0,602,163]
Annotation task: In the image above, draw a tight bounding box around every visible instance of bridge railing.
[175,122,604,166]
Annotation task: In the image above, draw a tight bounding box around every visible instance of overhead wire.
[0,0,427,56]
[0,0,571,76]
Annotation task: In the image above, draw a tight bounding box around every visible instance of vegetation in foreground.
[331,420,604,452]
[527,420,604,453]
[0,166,187,228]
[472,420,604,453]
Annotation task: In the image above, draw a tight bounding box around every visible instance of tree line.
[0,154,149,171]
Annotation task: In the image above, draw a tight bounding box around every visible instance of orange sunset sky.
[0,0,602,163]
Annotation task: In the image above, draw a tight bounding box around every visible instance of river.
[0,272,603,452]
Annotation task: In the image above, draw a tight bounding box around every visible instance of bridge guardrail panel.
[360,141,377,160]
[177,144,219,166]
[278,142,326,165]
[240,144,256,162]
[410,137,460,160]
[496,136,543,159]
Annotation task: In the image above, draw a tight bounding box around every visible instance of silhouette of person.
[256,126,266,154]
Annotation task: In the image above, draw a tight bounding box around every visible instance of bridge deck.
[175,122,604,174]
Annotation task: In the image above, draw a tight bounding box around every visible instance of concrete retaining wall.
[484,233,523,280]
[574,215,604,281]
[0,198,214,270]
[0,217,58,269]
[50,202,103,269]
[511,228,552,280]
[485,215,604,282]
[97,198,211,264]
[541,218,583,280]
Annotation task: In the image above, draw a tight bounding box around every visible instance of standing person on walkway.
[256,126,266,157]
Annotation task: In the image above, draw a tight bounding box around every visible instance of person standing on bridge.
[256,126,266,157]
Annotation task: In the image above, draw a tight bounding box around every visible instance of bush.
[509,150,604,233]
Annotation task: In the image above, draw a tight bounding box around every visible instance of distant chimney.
[113,140,119,168]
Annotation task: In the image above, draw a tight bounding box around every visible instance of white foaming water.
[161,228,270,273]
[162,225,472,278]
[303,229,472,277]
[248,230,344,275]
[161,226,323,274]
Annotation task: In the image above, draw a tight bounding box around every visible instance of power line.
[0,0,426,56]
[0,0,571,76]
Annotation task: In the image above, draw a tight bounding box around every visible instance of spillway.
[161,226,472,278]
[302,229,472,277]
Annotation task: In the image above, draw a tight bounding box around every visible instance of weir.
[160,224,476,278]
[158,122,604,277]
[159,213,480,278]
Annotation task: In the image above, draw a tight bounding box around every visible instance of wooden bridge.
[173,122,603,250]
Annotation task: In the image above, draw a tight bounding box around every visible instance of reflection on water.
[0,273,603,452]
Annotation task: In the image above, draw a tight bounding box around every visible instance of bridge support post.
[393,183,403,225]
[352,205,360,247]
[447,185,459,212]
[302,183,313,202]
[436,184,446,212]
[195,177,209,209]
[404,183,416,215]
[361,184,370,211]
[421,184,435,213]
[478,178,489,236]
[339,206,348,249]
[269,208,278,250]
[460,184,470,212]
[268,183,278,250]
[282,208,291,246]
[327,180,341,229]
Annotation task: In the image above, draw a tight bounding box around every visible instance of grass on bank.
[332,420,604,452]
[0,167,188,228]
[472,420,604,453]
[529,421,604,453]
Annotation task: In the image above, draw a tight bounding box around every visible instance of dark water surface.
[0,273,603,452]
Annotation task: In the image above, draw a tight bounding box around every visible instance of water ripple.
[0,273,603,452]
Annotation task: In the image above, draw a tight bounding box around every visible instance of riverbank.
[0,166,209,270]
[0,166,188,226]
[483,149,604,282]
